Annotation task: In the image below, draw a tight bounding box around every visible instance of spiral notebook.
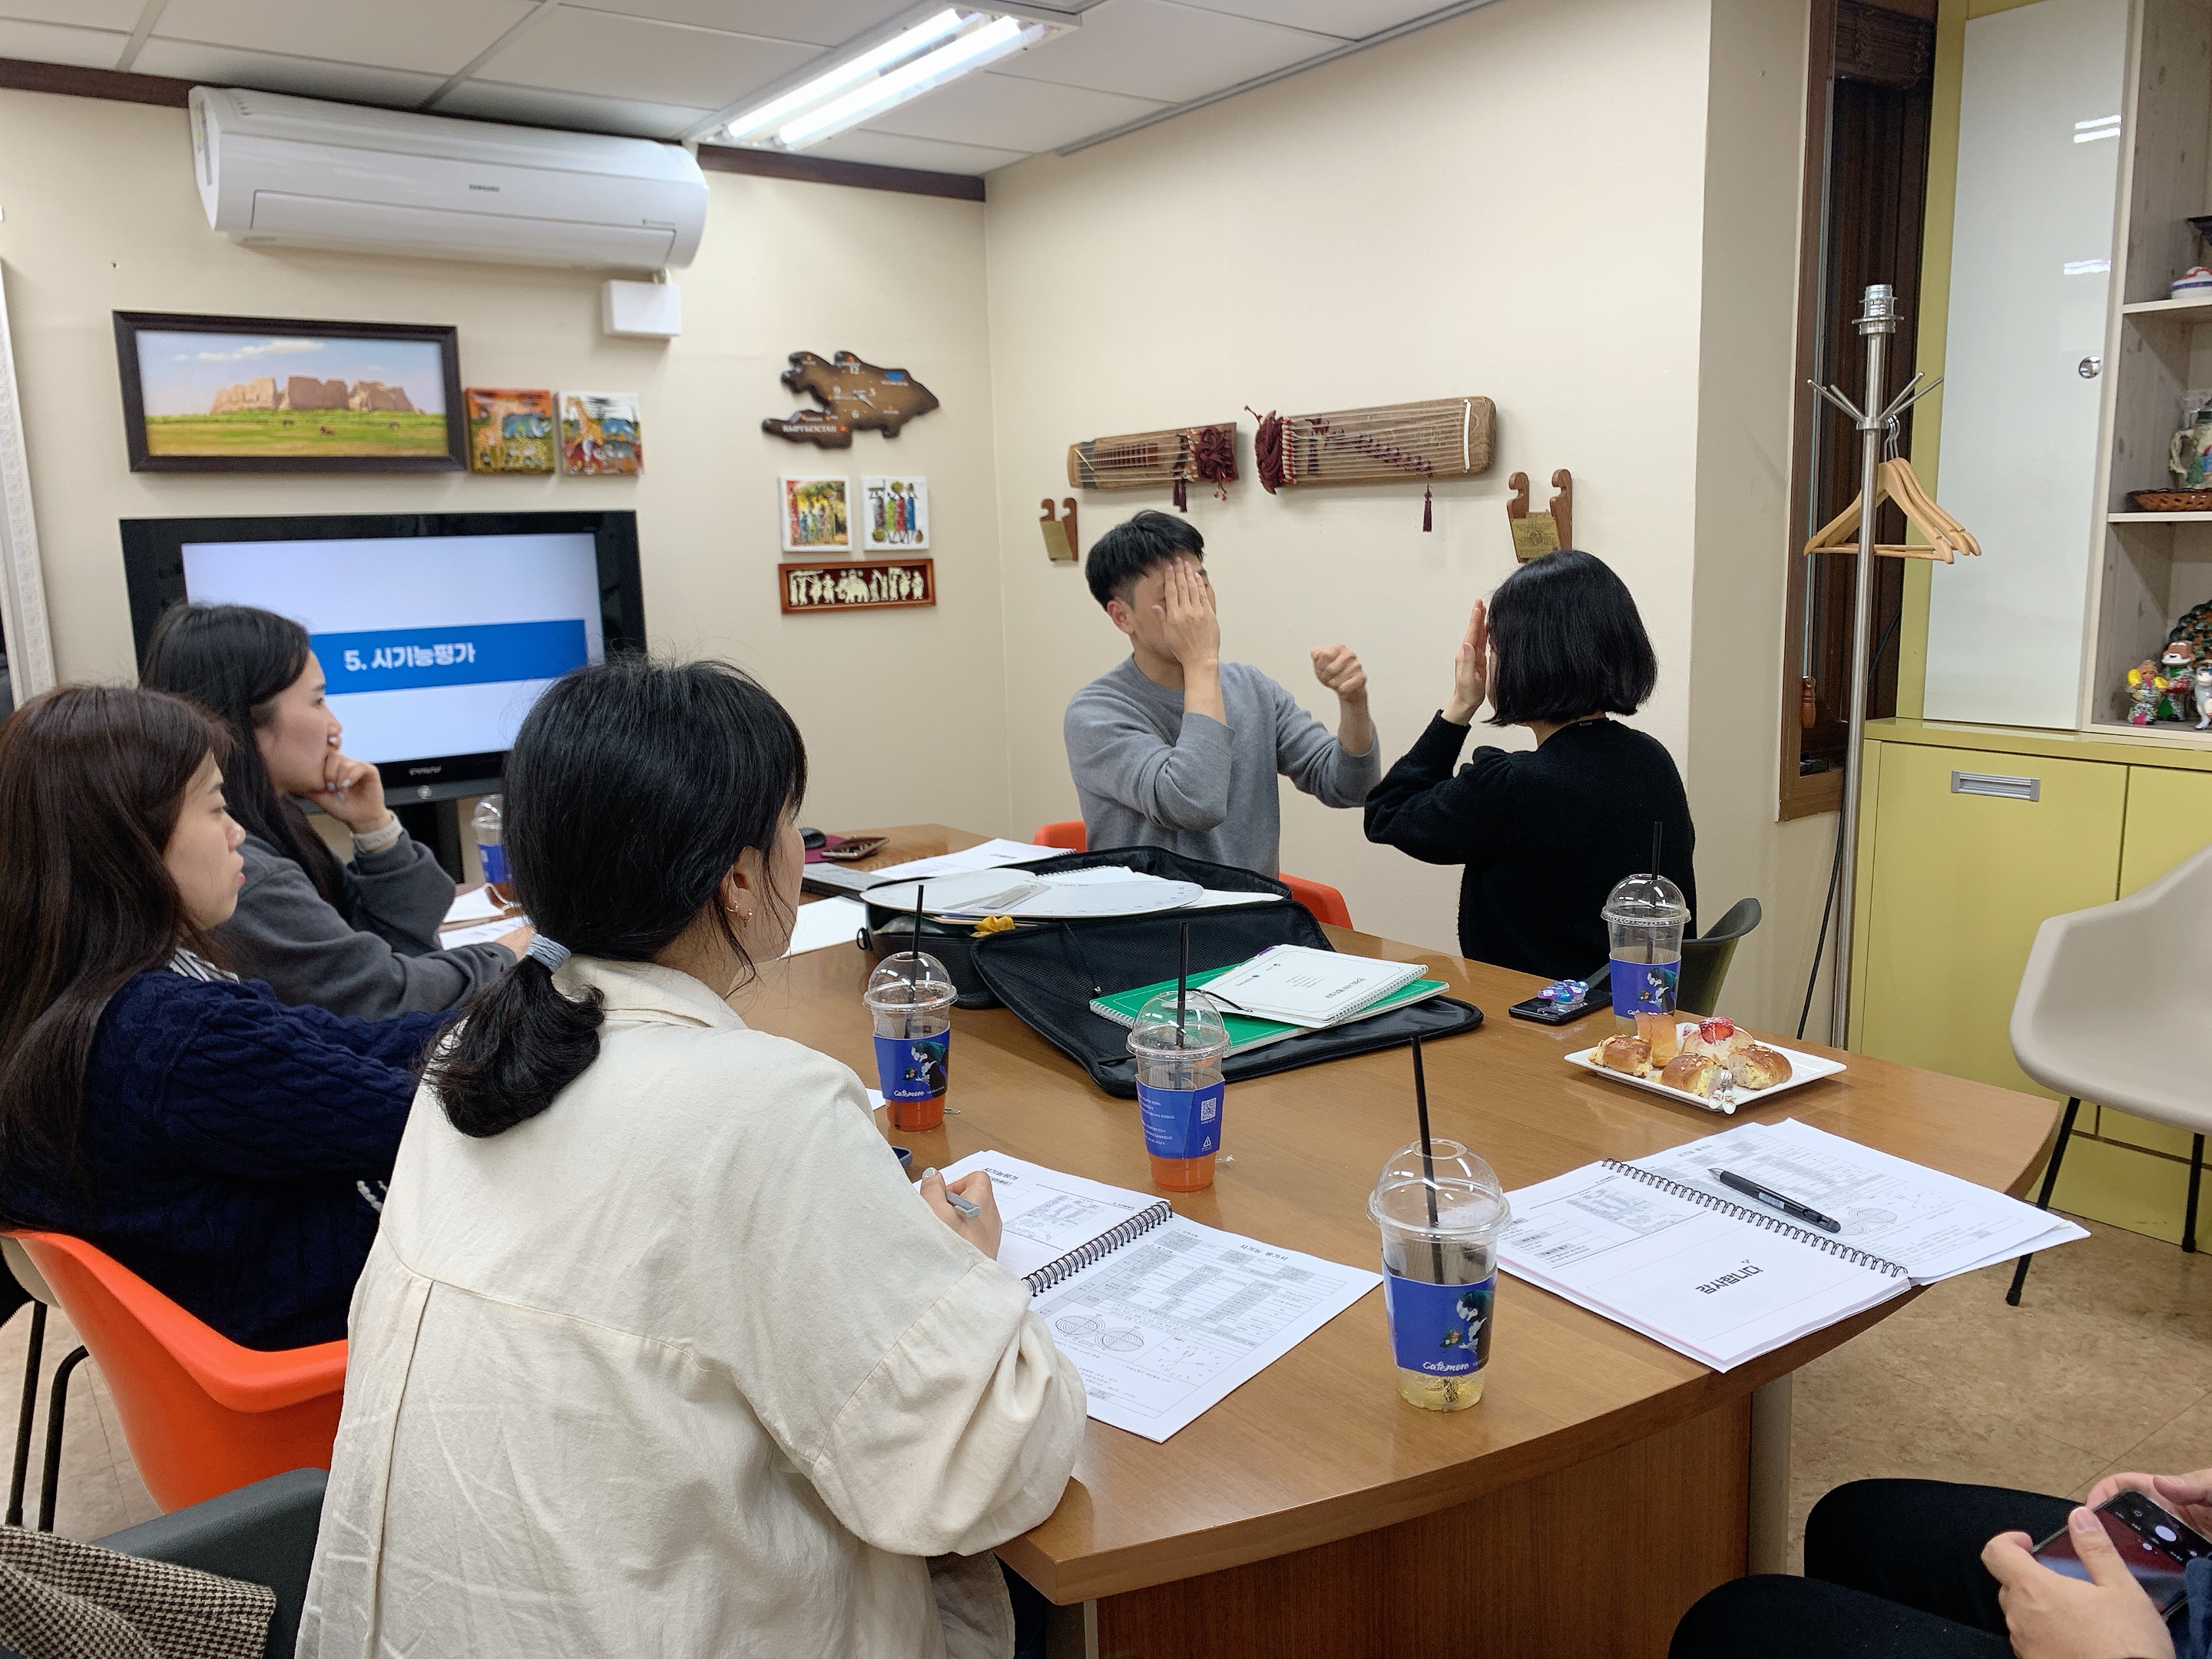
[940,1151,1379,1440]
[1496,1120,2085,1373]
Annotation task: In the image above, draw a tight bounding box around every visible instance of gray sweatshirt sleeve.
[1268,678,1381,807]
[214,839,513,1020]
[1063,687,1235,831]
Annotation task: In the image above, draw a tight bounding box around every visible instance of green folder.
[1088,962,1449,1058]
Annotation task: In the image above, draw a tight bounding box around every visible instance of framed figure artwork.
[559,391,641,475]
[781,475,852,552]
[861,475,929,551]
[780,557,934,614]
[112,310,465,473]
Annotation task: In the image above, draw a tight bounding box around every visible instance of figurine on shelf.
[2195,663,2212,730]
[2173,408,2212,489]
[2158,644,2199,721]
[2127,660,2163,724]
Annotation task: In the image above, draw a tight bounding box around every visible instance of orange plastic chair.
[7,1231,346,1513]
[1032,820,1088,851]
[1283,873,1353,929]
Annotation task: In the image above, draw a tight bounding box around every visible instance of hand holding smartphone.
[2030,1488,2212,1614]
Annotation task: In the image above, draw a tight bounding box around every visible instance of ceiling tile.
[1167,0,1454,39]
[472,9,820,110]
[154,0,537,78]
[0,0,140,28]
[0,17,128,68]
[560,0,916,50]
[436,78,712,140]
[810,127,1031,175]
[995,0,1336,103]
[131,39,449,104]
[865,69,1165,154]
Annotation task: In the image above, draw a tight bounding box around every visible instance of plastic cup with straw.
[1368,1038,1511,1412]
[864,879,955,1133]
[1128,919,1229,1191]
[1600,820,1689,1044]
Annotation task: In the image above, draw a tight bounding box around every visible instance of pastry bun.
[1598,1035,1652,1077]
[1657,1052,1725,1097]
[1729,1044,1793,1090]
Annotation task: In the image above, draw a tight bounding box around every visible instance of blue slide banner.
[312,618,588,695]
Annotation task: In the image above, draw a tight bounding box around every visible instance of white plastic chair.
[2006,843,2212,1304]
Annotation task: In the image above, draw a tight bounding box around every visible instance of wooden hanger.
[1803,458,1980,562]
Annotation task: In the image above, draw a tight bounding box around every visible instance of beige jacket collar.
[553,955,749,1032]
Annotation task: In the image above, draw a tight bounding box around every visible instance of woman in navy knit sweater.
[0,685,443,1349]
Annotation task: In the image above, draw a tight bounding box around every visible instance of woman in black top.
[1363,550,1696,977]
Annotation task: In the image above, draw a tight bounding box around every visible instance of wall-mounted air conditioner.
[189,87,708,271]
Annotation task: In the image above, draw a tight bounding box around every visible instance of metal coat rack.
[1808,283,1941,1048]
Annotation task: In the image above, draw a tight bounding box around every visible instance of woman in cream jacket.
[300,657,1084,1658]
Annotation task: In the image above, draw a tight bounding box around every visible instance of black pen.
[1710,1167,1841,1233]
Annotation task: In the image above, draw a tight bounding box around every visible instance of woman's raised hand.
[300,747,392,834]
[1444,600,1489,726]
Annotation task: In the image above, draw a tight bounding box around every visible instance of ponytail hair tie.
[524,935,571,972]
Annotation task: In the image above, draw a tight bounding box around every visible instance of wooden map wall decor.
[1067,422,1238,508]
[1250,396,1495,528]
[763,351,939,449]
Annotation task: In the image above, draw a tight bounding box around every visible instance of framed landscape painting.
[113,311,465,473]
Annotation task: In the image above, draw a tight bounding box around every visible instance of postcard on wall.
[559,390,642,475]
[780,557,934,614]
[782,475,853,552]
[861,475,929,551]
[465,388,555,474]
[112,310,464,473]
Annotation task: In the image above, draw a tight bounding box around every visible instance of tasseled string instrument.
[1067,422,1239,509]
[1248,396,1496,529]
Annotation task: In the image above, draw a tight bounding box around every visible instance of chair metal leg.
[2187,1136,2204,1256]
[7,1301,44,1526]
[2008,1098,2079,1307]
[35,1346,87,1532]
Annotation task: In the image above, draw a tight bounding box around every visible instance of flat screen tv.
[121,511,645,798]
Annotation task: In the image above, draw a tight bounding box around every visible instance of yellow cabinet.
[2119,767,2212,896]
[1856,743,2124,1097]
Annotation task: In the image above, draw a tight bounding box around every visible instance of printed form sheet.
[942,1151,1162,1283]
[1630,1120,2087,1283]
[1498,1165,1906,1371]
[1029,1217,1378,1442]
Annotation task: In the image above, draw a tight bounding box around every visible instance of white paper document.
[1032,1217,1378,1442]
[444,885,515,926]
[1628,1119,2088,1283]
[805,839,1058,896]
[1200,945,1427,1028]
[942,1151,1377,1441]
[782,896,867,957]
[439,918,522,949]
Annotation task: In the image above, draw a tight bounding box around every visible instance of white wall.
[0,88,1012,838]
[983,0,1826,1031]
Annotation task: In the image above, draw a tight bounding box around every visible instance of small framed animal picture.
[559,390,641,475]
[861,475,929,551]
[781,475,852,552]
[465,388,555,473]
[779,557,934,614]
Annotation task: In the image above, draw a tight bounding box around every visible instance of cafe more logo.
[1695,1260,1764,1296]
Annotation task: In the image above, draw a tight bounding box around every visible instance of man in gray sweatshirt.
[1063,511,1378,877]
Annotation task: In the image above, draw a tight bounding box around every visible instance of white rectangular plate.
[1563,1028,1847,1114]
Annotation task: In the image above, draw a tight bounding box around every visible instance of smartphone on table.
[2030,1489,2212,1615]
[1508,962,1610,1027]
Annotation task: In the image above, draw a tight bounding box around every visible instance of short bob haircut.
[1485,549,1658,727]
[1084,510,1204,608]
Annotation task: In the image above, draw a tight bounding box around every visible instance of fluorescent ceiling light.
[723,8,1061,153]
[2073,114,2121,143]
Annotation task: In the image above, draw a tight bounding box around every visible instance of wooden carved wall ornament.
[1039,497,1079,563]
[1066,422,1238,510]
[1506,469,1573,560]
[762,351,939,448]
[1249,396,1495,530]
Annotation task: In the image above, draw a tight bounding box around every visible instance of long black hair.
[139,603,351,911]
[424,655,808,1138]
[1485,548,1660,727]
[0,685,231,1184]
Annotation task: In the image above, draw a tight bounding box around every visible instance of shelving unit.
[2082,0,2212,747]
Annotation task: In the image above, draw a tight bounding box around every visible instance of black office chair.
[1677,898,1763,1018]
[96,1468,326,1659]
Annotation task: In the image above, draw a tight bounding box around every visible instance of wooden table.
[761,827,2064,1659]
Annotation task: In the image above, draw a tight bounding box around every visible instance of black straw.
[1651,819,1663,878]
[906,882,925,1039]
[1412,1036,1444,1279]
[1175,921,1189,1051]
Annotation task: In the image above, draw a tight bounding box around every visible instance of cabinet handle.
[1952,770,2040,802]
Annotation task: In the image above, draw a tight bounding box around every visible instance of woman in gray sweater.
[141,604,528,1018]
